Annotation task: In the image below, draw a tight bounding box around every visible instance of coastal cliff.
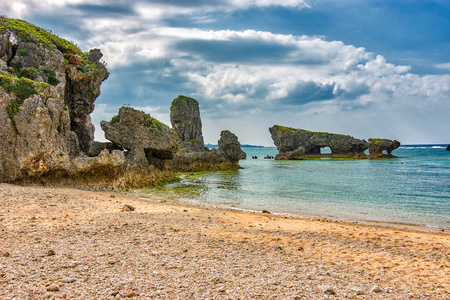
[270,125,400,159]
[0,18,243,189]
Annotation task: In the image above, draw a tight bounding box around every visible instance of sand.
[0,183,448,299]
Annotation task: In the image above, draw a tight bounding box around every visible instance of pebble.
[47,249,55,256]
[324,287,336,295]
[62,277,76,283]
[122,204,135,212]
[372,285,382,293]
[47,285,59,292]
[3,252,10,257]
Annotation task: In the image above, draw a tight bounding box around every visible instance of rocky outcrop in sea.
[270,125,400,159]
[0,18,243,189]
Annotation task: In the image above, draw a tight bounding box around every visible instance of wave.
[401,145,447,149]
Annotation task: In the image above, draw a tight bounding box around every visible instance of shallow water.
[140,145,450,229]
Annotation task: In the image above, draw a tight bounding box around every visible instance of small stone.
[372,286,382,293]
[324,287,336,295]
[3,252,10,257]
[274,246,283,251]
[298,246,304,251]
[183,209,188,212]
[47,285,59,292]
[62,277,76,283]
[122,204,135,212]
[47,249,56,256]
[126,290,137,297]
[262,210,271,214]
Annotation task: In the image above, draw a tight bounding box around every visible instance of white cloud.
[435,62,450,70]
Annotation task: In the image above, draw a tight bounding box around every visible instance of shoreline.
[136,190,449,233]
[1,183,449,298]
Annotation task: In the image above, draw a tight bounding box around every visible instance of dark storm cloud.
[68,4,137,17]
[175,39,297,64]
[279,81,337,105]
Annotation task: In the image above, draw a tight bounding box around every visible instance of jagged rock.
[446,145,449,151]
[270,125,369,158]
[218,130,244,163]
[170,95,206,151]
[0,18,120,186]
[274,147,305,160]
[87,141,123,157]
[368,138,401,157]
[101,107,180,168]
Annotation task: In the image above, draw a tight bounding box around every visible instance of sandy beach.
[0,183,448,299]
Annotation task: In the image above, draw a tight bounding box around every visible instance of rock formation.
[270,125,401,159]
[168,96,244,171]
[170,95,205,151]
[368,139,401,158]
[100,107,180,168]
[0,19,244,188]
[270,125,369,159]
[446,145,450,151]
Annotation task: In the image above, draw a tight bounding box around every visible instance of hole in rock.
[320,146,332,154]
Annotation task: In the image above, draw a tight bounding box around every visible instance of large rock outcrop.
[0,19,244,189]
[100,107,180,169]
[270,125,400,159]
[167,96,244,171]
[270,125,369,159]
[170,95,206,151]
[0,18,129,187]
[368,138,401,158]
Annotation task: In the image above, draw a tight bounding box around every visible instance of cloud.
[3,0,450,144]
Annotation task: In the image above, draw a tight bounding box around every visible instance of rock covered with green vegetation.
[170,95,206,152]
[0,17,120,186]
[101,106,180,168]
[368,138,400,157]
[269,125,370,159]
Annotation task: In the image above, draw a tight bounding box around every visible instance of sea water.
[140,145,450,230]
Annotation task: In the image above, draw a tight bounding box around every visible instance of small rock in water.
[122,204,135,212]
[262,210,271,214]
[47,249,56,256]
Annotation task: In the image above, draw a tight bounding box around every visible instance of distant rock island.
[270,125,400,160]
[0,18,243,189]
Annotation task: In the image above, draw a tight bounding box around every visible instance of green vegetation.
[189,138,198,143]
[59,152,64,156]
[19,67,39,80]
[110,115,120,124]
[368,138,384,144]
[3,77,37,101]
[18,49,27,56]
[170,95,198,112]
[0,17,83,57]
[43,67,60,86]
[76,66,86,73]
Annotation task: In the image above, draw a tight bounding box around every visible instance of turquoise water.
[140,146,450,229]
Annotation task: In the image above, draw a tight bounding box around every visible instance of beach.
[0,183,448,299]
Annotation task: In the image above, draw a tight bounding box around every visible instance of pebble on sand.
[122,204,135,212]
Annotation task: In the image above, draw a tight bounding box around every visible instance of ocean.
[139,145,450,230]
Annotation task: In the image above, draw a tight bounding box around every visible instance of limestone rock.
[368,138,401,157]
[270,125,369,158]
[0,18,115,185]
[170,95,205,151]
[274,147,305,160]
[218,130,244,163]
[101,107,180,168]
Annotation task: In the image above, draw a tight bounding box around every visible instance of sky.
[3,0,450,146]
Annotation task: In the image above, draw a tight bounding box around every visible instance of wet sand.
[0,183,448,299]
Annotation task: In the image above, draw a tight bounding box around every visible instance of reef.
[0,18,243,189]
[270,125,400,159]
